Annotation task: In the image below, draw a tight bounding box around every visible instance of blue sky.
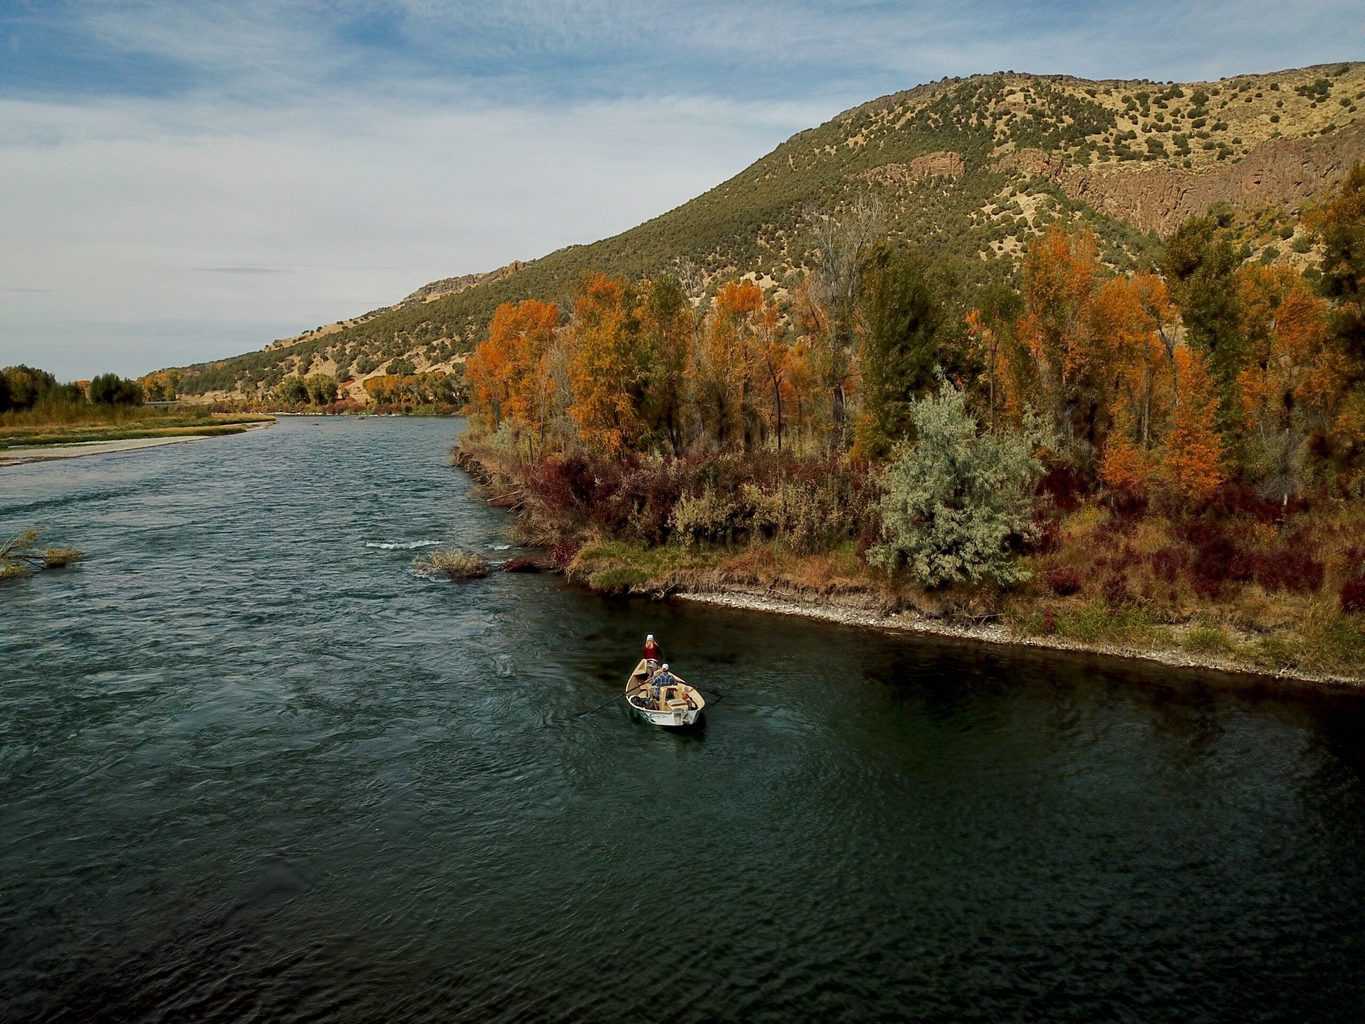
[2,1,1361,378]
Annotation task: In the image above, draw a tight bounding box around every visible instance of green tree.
[0,371,11,412]
[636,275,692,453]
[306,373,338,405]
[856,244,942,459]
[1311,161,1365,371]
[1162,212,1245,405]
[869,382,1046,588]
[88,373,143,406]
[275,376,309,406]
[3,365,59,410]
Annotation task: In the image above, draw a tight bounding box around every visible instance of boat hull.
[627,701,703,728]
[625,658,705,728]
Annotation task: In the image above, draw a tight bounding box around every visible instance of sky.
[1,1,1361,379]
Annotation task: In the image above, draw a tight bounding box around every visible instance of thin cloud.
[194,266,291,275]
[1,0,1359,380]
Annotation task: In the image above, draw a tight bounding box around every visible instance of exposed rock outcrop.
[400,261,525,306]
[998,125,1365,235]
[856,151,965,187]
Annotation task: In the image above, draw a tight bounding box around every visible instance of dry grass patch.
[417,548,490,580]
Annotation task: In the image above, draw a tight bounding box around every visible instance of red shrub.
[1208,482,1308,522]
[1046,567,1083,596]
[1030,516,1063,555]
[1253,540,1325,595]
[1038,462,1087,513]
[1341,578,1365,615]
[1103,573,1135,608]
[1149,546,1187,584]
[1189,529,1254,592]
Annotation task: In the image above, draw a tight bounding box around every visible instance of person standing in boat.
[643,634,661,666]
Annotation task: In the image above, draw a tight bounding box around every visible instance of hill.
[170,62,1365,399]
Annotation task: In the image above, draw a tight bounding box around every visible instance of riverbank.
[674,587,1365,691]
[0,418,274,466]
[0,412,274,447]
[453,443,1365,690]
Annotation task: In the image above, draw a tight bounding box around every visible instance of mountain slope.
[173,62,1365,397]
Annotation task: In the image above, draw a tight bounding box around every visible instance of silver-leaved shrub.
[869,382,1047,588]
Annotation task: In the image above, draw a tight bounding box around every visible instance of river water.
[2,416,1363,1023]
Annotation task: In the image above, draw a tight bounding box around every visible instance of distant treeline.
[1,366,149,413]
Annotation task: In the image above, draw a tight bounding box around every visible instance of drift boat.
[625,659,705,728]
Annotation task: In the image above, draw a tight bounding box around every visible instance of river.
[2,416,1363,1023]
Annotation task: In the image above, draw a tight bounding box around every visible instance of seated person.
[651,664,674,703]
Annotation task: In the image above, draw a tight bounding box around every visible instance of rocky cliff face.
[999,124,1365,235]
[398,261,525,306]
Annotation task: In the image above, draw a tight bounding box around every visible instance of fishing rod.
[576,682,648,719]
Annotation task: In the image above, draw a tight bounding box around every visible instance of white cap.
[661,663,669,670]
[646,634,654,641]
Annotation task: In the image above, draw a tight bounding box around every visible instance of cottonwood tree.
[1161,347,1226,504]
[805,194,884,450]
[568,273,643,455]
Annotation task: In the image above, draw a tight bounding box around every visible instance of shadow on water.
[2,417,1364,1024]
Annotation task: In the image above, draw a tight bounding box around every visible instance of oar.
[576,682,648,719]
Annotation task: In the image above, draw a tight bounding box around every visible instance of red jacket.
[643,641,660,661]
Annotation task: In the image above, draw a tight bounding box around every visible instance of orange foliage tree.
[568,273,642,455]
[491,299,560,449]
[1016,226,1104,449]
[692,280,763,450]
[1161,346,1226,504]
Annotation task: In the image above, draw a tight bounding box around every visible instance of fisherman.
[643,633,661,666]
[651,663,674,703]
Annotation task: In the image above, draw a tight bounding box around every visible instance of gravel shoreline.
[0,421,273,467]
[0,434,213,465]
[674,586,1365,691]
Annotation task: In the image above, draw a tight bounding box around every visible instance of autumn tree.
[489,299,560,450]
[691,280,763,450]
[1016,226,1107,456]
[464,329,514,430]
[568,273,643,455]
[964,281,1023,431]
[806,196,884,449]
[751,296,792,452]
[1160,346,1226,505]
[1235,264,1346,501]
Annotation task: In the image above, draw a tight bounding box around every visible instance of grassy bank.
[0,412,274,449]
[570,532,1364,682]
[457,442,1365,684]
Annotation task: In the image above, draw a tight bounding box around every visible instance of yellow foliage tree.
[568,273,642,454]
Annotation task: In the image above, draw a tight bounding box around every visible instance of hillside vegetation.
[450,151,1365,679]
[170,62,1365,400]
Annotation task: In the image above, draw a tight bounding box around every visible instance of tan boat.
[625,659,705,727]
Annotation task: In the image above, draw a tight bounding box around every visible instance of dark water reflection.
[2,417,1363,1023]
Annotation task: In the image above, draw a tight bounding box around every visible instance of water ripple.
[2,417,1364,1023]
